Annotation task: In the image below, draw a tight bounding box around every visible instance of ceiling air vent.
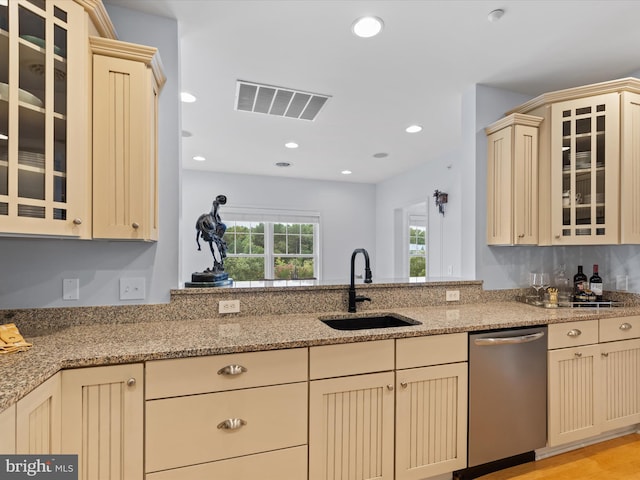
[235,80,330,121]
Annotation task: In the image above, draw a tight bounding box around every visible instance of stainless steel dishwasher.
[456,326,547,479]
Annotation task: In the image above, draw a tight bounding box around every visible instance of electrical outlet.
[63,278,79,300]
[120,278,146,300]
[446,290,460,302]
[446,309,460,321]
[219,300,240,314]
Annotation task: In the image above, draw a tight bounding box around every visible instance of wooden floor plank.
[479,434,640,480]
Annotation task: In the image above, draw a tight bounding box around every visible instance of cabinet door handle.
[602,352,609,357]
[132,222,140,229]
[555,234,561,239]
[217,418,247,430]
[620,322,633,331]
[126,377,136,387]
[386,384,394,391]
[217,364,247,376]
[574,352,583,358]
[518,233,525,238]
[400,382,408,389]
[73,218,82,225]
[567,329,582,337]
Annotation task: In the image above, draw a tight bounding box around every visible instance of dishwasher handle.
[473,331,545,346]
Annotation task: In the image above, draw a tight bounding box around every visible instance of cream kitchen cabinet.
[550,93,620,244]
[90,36,165,241]
[547,317,640,447]
[490,77,640,246]
[145,348,308,480]
[395,334,468,480]
[16,372,61,454]
[0,404,16,454]
[309,340,395,480]
[0,1,164,241]
[60,363,144,480]
[0,0,92,237]
[486,113,543,245]
[309,336,468,480]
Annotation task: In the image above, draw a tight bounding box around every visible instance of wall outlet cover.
[120,277,146,300]
[445,290,460,301]
[219,300,240,314]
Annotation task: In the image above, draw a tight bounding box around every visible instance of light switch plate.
[120,277,146,300]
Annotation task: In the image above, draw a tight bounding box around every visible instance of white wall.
[375,150,461,280]
[0,6,180,309]
[181,170,376,285]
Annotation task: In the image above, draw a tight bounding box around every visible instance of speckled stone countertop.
[2,301,640,412]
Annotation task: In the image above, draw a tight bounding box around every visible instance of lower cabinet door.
[395,363,468,480]
[548,344,602,446]
[145,382,307,473]
[145,445,307,480]
[0,404,16,454]
[61,364,144,480]
[309,371,395,480]
[600,338,640,431]
[16,373,61,454]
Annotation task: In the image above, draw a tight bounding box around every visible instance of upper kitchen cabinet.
[486,113,543,245]
[488,77,640,246]
[0,0,164,241]
[90,36,165,241]
[0,0,92,237]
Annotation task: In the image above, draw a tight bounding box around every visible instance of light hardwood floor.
[479,434,640,480]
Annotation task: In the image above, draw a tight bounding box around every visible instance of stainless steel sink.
[320,314,421,331]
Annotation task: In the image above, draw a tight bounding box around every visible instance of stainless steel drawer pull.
[567,329,582,337]
[217,365,247,375]
[217,418,247,430]
[620,322,633,331]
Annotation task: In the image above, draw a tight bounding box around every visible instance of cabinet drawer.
[548,320,598,349]
[396,333,467,369]
[599,315,640,342]
[309,339,394,379]
[145,382,307,472]
[145,348,307,399]
[145,445,307,480]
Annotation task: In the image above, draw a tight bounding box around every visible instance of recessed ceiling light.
[487,9,505,22]
[373,152,389,158]
[405,125,423,133]
[284,142,299,149]
[275,162,292,168]
[352,16,384,38]
[181,92,196,103]
[0,133,7,141]
[193,155,206,161]
[341,170,352,175]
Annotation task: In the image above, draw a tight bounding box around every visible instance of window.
[409,215,426,279]
[221,210,319,282]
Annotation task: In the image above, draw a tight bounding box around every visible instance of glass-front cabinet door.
[551,93,620,244]
[0,0,88,237]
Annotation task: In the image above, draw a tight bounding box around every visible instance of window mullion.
[264,223,274,279]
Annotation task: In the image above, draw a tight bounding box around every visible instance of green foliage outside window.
[223,221,316,281]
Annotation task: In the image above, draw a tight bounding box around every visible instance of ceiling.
[104,0,640,184]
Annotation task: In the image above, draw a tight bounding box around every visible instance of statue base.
[186,271,233,288]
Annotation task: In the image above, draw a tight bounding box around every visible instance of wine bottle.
[574,265,587,299]
[590,264,603,302]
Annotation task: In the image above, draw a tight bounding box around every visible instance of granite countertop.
[2,301,639,412]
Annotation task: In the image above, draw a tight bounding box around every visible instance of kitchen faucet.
[348,248,372,312]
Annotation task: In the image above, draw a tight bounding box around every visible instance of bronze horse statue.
[196,195,228,273]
